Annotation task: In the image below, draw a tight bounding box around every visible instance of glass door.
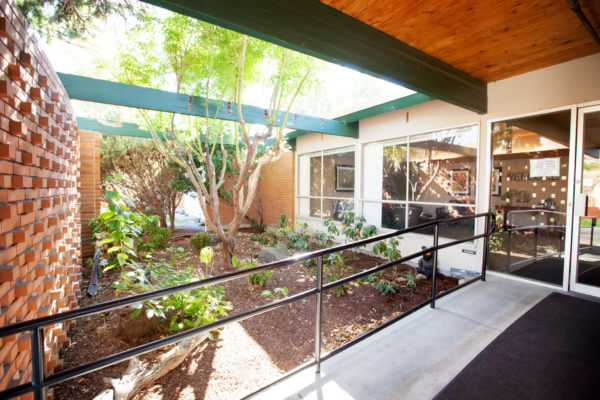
[570,105,600,297]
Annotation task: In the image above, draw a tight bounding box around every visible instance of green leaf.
[105,191,120,200]
[130,309,142,319]
[107,246,121,254]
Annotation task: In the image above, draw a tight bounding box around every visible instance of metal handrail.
[0,212,495,399]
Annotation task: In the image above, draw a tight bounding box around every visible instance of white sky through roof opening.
[40,1,413,126]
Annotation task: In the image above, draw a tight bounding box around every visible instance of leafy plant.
[261,287,289,303]
[323,211,377,247]
[200,247,215,277]
[373,237,403,261]
[113,261,232,331]
[249,233,270,246]
[363,274,403,295]
[89,176,157,271]
[232,256,272,287]
[313,230,334,248]
[405,271,417,291]
[323,252,352,297]
[190,232,212,253]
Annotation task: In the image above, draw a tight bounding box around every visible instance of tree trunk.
[220,236,235,269]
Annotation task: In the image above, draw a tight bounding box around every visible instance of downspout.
[567,0,600,46]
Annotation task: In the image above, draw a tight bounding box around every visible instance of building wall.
[0,0,81,392]
[205,151,295,229]
[295,53,600,274]
[78,130,100,259]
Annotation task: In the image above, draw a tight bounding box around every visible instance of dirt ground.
[53,232,458,400]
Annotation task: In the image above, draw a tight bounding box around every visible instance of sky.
[39,2,413,125]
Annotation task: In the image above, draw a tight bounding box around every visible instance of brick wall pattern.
[78,130,100,259]
[205,151,296,228]
[0,0,81,394]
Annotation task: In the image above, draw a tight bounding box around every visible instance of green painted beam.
[77,116,284,147]
[59,73,358,138]
[140,0,487,114]
[336,93,434,124]
[285,93,434,140]
[76,117,165,139]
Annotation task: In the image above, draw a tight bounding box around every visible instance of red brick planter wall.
[78,130,100,259]
[0,0,81,393]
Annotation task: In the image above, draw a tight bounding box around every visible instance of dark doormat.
[511,258,564,285]
[434,292,600,400]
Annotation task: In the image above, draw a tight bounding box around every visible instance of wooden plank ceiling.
[320,0,600,82]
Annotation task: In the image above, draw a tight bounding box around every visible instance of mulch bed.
[53,232,458,399]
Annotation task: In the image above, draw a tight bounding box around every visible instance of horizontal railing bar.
[508,252,563,268]
[321,233,487,291]
[506,209,566,215]
[322,275,484,362]
[0,213,493,337]
[27,288,317,392]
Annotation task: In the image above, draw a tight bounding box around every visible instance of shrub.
[190,232,212,253]
[113,261,232,331]
[232,257,271,287]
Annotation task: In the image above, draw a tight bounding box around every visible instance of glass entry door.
[570,105,600,297]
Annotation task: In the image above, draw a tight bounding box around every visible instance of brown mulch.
[53,232,458,400]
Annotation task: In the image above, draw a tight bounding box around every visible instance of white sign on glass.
[530,157,560,178]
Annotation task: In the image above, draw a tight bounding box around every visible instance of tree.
[109,13,318,267]
[17,0,141,39]
[100,136,185,230]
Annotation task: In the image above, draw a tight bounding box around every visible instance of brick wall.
[0,0,81,394]
[78,130,100,259]
[205,151,295,229]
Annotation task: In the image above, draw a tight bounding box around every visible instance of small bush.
[190,232,212,253]
[144,226,173,250]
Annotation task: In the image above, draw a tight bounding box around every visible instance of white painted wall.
[295,53,600,275]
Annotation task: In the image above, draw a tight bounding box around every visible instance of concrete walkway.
[249,274,555,400]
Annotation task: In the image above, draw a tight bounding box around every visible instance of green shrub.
[113,261,232,331]
[190,232,212,253]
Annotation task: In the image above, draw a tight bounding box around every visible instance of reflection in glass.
[323,199,354,221]
[323,151,355,198]
[309,156,321,196]
[381,203,406,230]
[488,110,570,286]
[310,198,321,218]
[409,128,478,204]
[382,143,407,201]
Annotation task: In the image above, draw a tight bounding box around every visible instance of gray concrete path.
[249,274,554,400]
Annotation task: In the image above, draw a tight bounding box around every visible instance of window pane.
[408,203,476,239]
[382,143,407,201]
[381,203,406,230]
[408,126,478,204]
[310,155,322,196]
[310,198,321,218]
[323,199,354,221]
[323,151,355,198]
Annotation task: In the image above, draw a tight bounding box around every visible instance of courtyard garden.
[52,184,458,399]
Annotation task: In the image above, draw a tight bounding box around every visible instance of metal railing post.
[430,224,439,309]
[482,213,490,282]
[31,327,45,400]
[315,255,323,373]
[533,228,538,259]
[506,228,512,269]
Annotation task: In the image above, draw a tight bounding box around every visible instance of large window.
[298,148,355,220]
[363,125,478,239]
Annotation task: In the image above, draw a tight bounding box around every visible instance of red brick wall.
[205,151,295,228]
[78,130,100,259]
[0,0,81,393]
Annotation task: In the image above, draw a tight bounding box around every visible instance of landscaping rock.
[208,232,221,245]
[458,278,467,285]
[396,277,408,283]
[118,309,161,342]
[415,273,428,280]
[258,243,290,264]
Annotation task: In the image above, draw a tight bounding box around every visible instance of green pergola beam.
[76,116,280,147]
[140,0,487,114]
[59,73,358,138]
[76,117,166,139]
[285,93,434,140]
